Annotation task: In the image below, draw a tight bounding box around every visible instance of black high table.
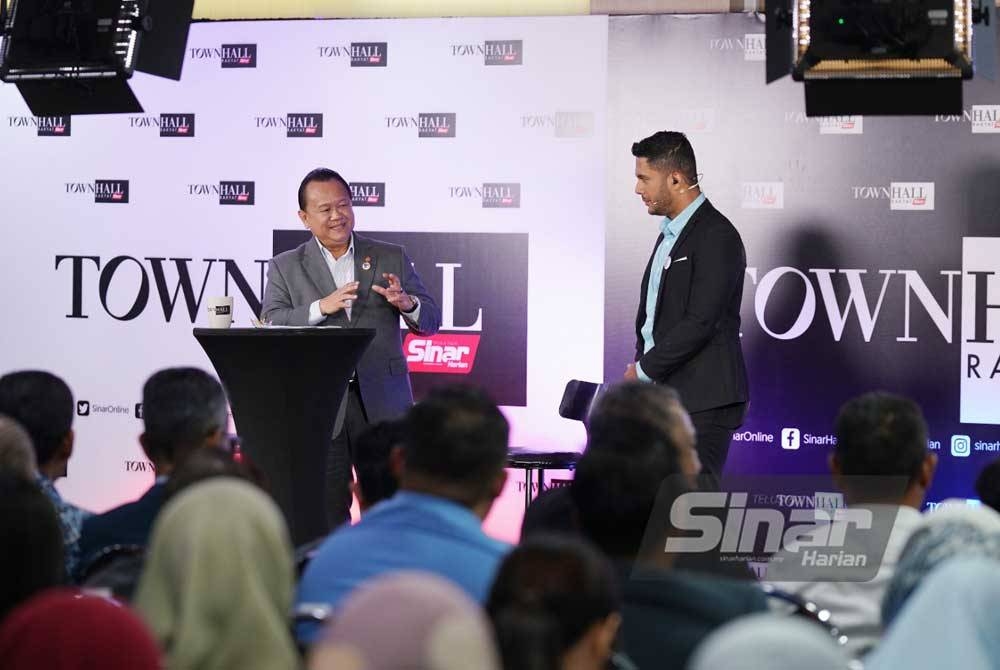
[194,327,374,545]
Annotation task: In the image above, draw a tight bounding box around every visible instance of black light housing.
[766,0,997,116]
[0,0,195,115]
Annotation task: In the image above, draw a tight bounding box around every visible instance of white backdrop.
[0,16,609,540]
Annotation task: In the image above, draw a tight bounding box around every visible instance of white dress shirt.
[307,235,420,325]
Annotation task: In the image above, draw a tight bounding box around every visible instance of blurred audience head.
[0,589,161,669]
[0,415,36,479]
[571,382,697,559]
[882,503,1000,626]
[309,571,500,670]
[487,535,622,670]
[975,458,1000,514]
[0,473,65,621]
[688,613,849,670]
[134,478,297,670]
[832,391,936,507]
[352,419,404,512]
[401,385,509,517]
[0,371,74,480]
[139,367,228,475]
[870,557,1000,670]
[163,445,260,502]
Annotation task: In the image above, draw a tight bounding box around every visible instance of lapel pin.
[361,256,372,271]
[663,256,672,271]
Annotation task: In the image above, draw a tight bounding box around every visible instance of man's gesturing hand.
[319,282,359,316]
[371,272,416,312]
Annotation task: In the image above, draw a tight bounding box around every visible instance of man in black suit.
[624,131,748,484]
[77,368,227,578]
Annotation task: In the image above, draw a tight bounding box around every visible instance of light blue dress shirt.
[294,491,510,644]
[636,193,706,381]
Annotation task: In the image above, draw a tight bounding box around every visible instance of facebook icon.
[781,428,801,450]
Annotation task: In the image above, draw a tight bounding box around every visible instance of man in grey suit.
[261,168,441,527]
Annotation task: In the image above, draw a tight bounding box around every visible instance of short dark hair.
[297,167,351,210]
[402,385,508,502]
[0,371,73,467]
[141,368,227,467]
[354,420,404,508]
[588,381,682,438]
[572,413,681,558]
[487,535,620,669]
[834,392,928,482]
[631,130,698,183]
[0,473,64,620]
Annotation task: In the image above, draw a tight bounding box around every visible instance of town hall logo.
[852,182,935,211]
[218,181,255,205]
[385,113,456,138]
[7,115,71,136]
[350,182,385,207]
[129,113,195,137]
[189,44,257,68]
[285,113,323,137]
[316,42,387,66]
[158,113,195,137]
[187,181,255,205]
[449,183,521,208]
[450,40,523,65]
[65,180,129,203]
[254,113,323,137]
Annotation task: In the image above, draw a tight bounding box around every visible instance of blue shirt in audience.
[294,491,510,644]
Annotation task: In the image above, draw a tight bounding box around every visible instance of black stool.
[506,379,603,508]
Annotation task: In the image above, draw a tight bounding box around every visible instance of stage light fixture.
[0,0,195,115]
[766,0,997,116]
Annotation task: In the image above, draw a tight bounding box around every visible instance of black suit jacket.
[76,481,167,578]
[635,199,749,413]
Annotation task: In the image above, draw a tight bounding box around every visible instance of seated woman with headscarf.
[134,478,300,670]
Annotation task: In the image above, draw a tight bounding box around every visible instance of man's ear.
[139,432,154,462]
[298,209,309,227]
[56,429,74,462]
[490,469,508,500]
[204,427,226,450]
[919,452,939,490]
[389,445,404,479]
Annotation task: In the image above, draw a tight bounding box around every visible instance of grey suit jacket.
[260,234,441,427]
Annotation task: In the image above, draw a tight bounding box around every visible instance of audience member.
[688,613,850,670]
[295,385,510,644]
[881,503,1000,627]
[308,572,500,670]
[487,535,623,670]
[766,391,936,656]
[570,382,767,670]
[522,381,701,542]
[351,419,404,513]
[77,367,227,576]
[0,371,90,576]
[0,473,65,622]
[134,478,299,670]
[0,415,36,479]
[0,588,161,669]
[975,458,1000,513]
[869,557,1000,669]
